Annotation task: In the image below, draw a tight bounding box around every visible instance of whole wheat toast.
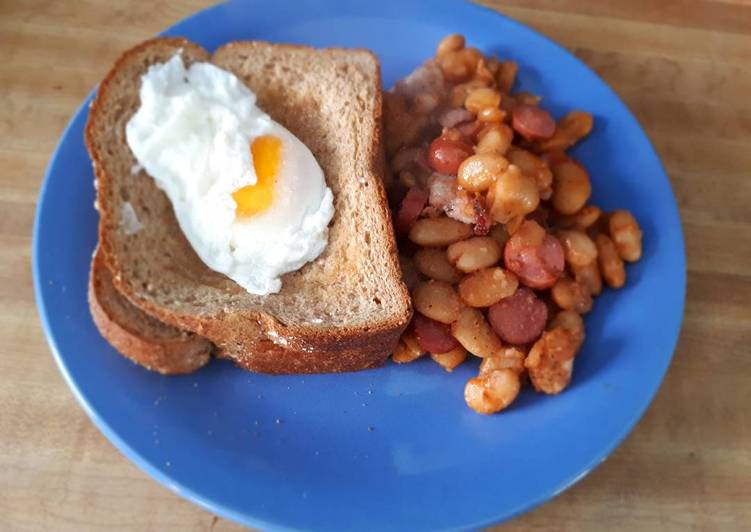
[86,38,412,374]
[89,249,213,374]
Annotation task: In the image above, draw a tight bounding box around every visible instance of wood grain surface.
[2,1,749,530]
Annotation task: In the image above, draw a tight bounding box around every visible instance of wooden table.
[2,1,749,530]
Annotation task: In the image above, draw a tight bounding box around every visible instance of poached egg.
[125,54,334,295]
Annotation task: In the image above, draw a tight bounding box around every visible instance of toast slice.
[89,249,213,374]
[85,38,412,374]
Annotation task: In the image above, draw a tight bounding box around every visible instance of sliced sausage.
[427,136,474,175]
[511,104,556,141]
[504,229,565,289]
[395,186,429,235]
[457,120,483,140]
[488,287,548,344]
[413,313,461,354]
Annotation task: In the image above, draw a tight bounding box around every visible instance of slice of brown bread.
[85,38,412,374]
[89,249,213,374]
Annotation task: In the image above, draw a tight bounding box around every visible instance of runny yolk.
[232,135,282,216]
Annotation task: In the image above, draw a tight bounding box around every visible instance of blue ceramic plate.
[33,1,686,530]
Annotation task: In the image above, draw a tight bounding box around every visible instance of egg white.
[126,54,334,295]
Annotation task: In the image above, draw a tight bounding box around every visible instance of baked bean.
[596,234,626,288]
[550,209,600,232]
[514,92,542,106]
[537,111,593,152]
[402,328,423,353]
[488,223,510,249]
[570,260,603,296]
[496,61,518,93]
[535,327,578,364]
[441,128,467,143]
[573,205,602,230]
[431,347,467,372]
[479,347,526,375]
[447,236,502,272]
[436,33,465,58]
[477,106,506,123]
[512,218,544,246]
[409,217,473,247]
[540,148,570,168]
[465,87,501,114]
[392,330,424,363]
[474,58,496,86]
[551,158,591,215]
[551,276,593,314]
[457,153,509,192]
[428,136,474,175]
[413,280,463,324]
[513,220,550,247]
[609,209,643,262]
[557,229,598,266]
[465,369,521,414]
[486,164,540,223]
[476,123,514,155]
[507,148,553,200]
[439,47,482,83]
[451,306,503,358]
[533,357,574,395]
[504,220,565,289]
[550,310,585,350]
[485,57,501,76]
[450,80,488,107]
[538,183,553,201]
[459,267,519,307]
[526,328,577,394]
[414,248,462,283]
[505,215,524,235]
[464,48,483,66]
[438,50,472,83]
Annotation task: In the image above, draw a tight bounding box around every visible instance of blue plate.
[33,1,686,530]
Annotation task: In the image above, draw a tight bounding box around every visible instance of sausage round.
[395,186,428,234]
[427,136,474,175]
[504,228,565,289]
[488,287,548,344]
[412,313,461,354]
[511,103,556,141]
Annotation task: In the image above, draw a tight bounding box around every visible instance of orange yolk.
[232,135,282,216]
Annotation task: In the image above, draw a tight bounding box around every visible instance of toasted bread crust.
[86,38,411,374]
[89,250,212,374]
